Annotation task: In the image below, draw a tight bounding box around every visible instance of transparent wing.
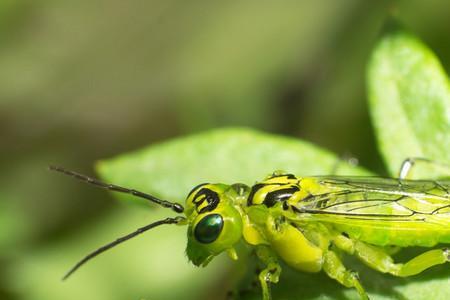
[295,176,450,222]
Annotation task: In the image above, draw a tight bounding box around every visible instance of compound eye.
[194,214,224,244]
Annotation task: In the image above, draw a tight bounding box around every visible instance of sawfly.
[51,158,450,300]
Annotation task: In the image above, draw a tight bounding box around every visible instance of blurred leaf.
[0,194,28,256]
[174,1,360,131]
[96,127,371,299]
[8,128,370,300]
[0,0,22,31]
[8,206,230,300]
[367,30,450,177]
[0,1,358,135]
[96,128,450,300]
[97,127,370,203]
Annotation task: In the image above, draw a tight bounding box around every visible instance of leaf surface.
[367,31,450,178]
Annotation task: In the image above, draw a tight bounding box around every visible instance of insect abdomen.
[331,218,450,247]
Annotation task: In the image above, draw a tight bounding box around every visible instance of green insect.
[50,158,450,300]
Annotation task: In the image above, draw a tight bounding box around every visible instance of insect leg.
[392,248,449,277]
[398,157,450,179]
[323,250,369,300]
[255,245,282,300]
[333,235,449,277]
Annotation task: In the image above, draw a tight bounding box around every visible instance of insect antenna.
[49,165,184,213]
[62,216,185,280]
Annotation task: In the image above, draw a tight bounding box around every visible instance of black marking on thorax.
[247,183,268,206]
[263,186,300,207]
[193,188,220,214]
[247,182,300,208]
[269,173,297,180]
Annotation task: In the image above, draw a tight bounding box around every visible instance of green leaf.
[94,127,371,300]
[95,128,450,300]
[97,127,369,203]
[11,127,448,300]
[8,128,370,300]
[367,30,450,178]
[7,206,229,300]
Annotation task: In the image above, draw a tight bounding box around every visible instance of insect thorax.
[247,174,304,208]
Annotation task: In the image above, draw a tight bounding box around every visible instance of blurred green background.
[1,1,449,300]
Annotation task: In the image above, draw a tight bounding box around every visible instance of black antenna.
[49,166,184,213]
[62,216,185,280]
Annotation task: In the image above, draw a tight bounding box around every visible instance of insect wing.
[295,176,450,223]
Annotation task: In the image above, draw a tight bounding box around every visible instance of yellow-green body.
[246,175,450,247]
[53,164,450,300]
[183,172,450,300]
